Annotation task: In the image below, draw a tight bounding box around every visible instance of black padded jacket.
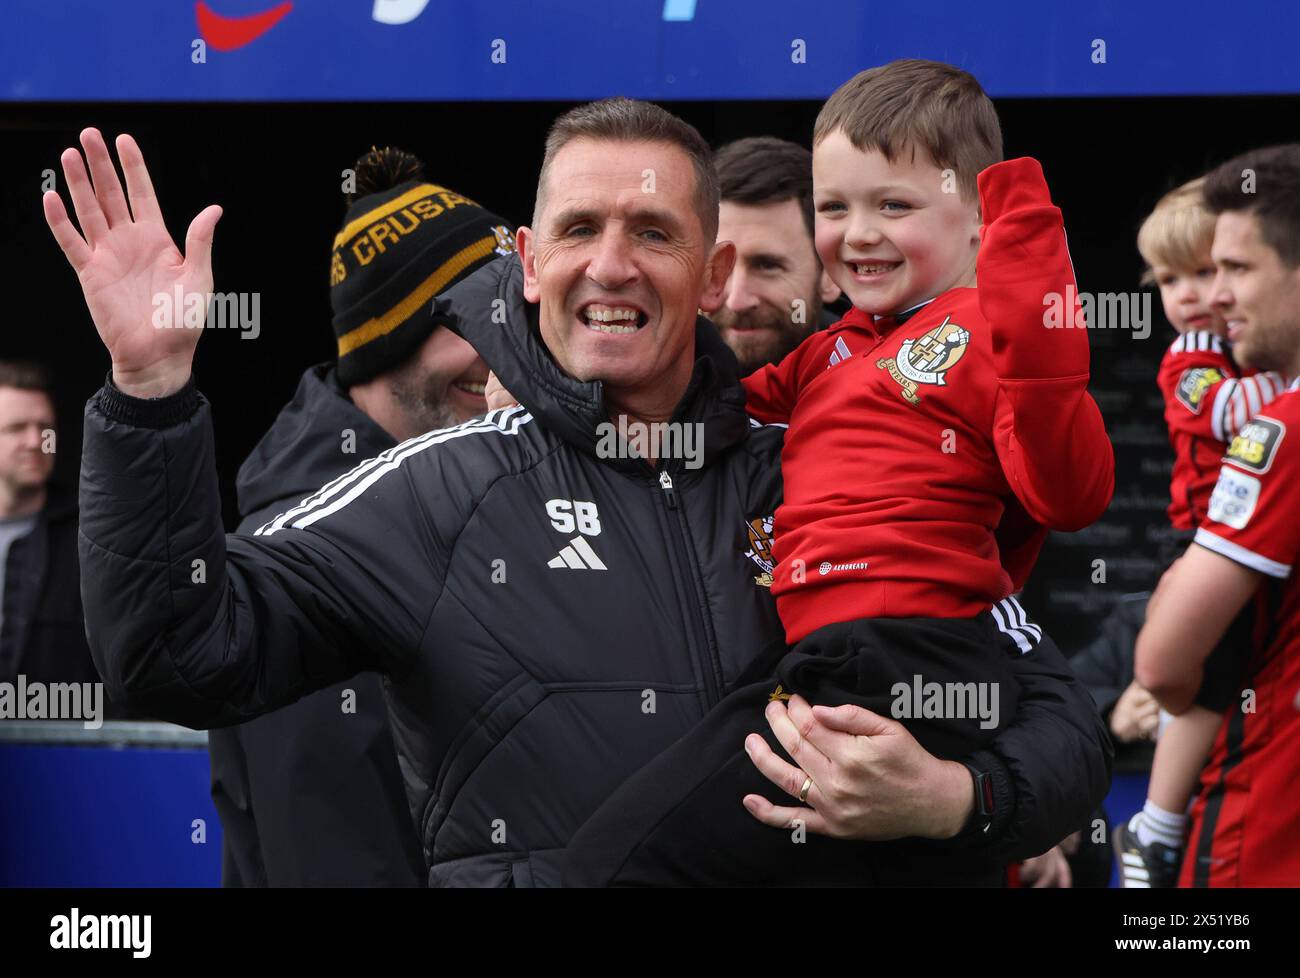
[78,254,1112,886]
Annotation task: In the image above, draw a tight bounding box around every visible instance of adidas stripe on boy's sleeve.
[1157,331,1286,443]
[1195,390,1300,578]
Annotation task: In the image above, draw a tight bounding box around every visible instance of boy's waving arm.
[980,157,1115,531]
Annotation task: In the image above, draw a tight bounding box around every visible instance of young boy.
[564,59,1114,887]
[1114,179,1287,887]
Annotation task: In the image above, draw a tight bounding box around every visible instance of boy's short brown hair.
[812,59,1002,202]
[1136,178,1216,285]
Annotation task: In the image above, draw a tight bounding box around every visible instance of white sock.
[1131,801,1186,849]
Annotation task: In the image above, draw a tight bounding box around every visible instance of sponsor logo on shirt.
[817,560,870,576]
[1175,366,1224,414]
[1225,417,1285,474]
[876,315,970,404]
[1207,466,1261,529]
[545,498,608,569]
[546,536,607,570]
[827,335,852,369]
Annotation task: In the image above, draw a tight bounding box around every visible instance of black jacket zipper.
[657,469,724,707]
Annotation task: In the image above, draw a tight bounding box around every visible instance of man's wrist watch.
[958,762,996,838]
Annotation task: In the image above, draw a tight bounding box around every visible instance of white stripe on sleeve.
[1194,528,1291,578]
[990,600,1033,654]
[1209,373,1287,441]
[256,408,531,537]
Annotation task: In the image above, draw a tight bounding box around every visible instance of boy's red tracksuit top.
[1155,329,1286,530]
[742,157,1116,645]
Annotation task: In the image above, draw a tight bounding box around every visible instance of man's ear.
[517,226,541,303]
[698,239,737,314]
[818,268,841,306]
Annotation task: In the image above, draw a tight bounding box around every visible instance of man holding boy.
[565,60,1113,885]
[1137,144,1300,887]
[1113,177,1286,887]
[43,79,1110,886]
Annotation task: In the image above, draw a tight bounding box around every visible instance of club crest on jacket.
[744,515,776,587]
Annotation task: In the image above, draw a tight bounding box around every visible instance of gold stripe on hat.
[332,183,447,250]
[336,235,498,358]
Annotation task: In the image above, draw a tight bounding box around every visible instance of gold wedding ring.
[798,775,813,803]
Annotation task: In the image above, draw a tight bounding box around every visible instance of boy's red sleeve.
[740,341,808,424]
[1157,331,1288,443]
[980,157,1115,531]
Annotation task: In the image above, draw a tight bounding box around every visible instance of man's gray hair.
[533,97,720,244]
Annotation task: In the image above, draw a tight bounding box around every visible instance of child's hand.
[1111,681,1159,743]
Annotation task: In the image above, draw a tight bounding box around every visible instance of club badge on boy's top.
[876,315,971,404]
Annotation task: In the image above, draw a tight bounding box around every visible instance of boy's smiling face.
[812,128,981,317]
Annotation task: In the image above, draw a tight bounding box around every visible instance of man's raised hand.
[42,128,222,397]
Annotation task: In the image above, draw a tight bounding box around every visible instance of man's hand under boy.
[741,694,973,841]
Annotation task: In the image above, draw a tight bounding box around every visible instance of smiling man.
[517,132,719,437]
[1136,144,1300,887]
[711,137,841,375]
[47,97,1109,886]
